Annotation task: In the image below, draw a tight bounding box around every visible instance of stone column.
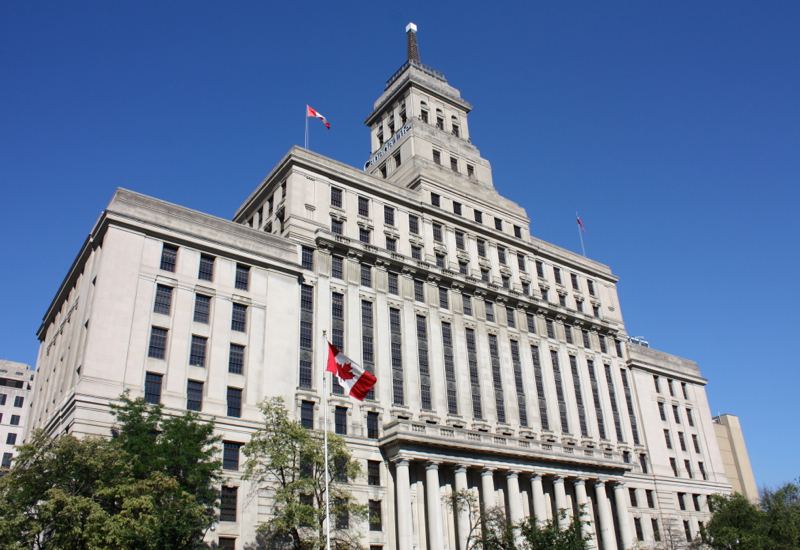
[613,482,634,550]
[553,476,569,529]
[594,480,615,550]
[506,471,523,525]
[425,462,445,550]
[530,473,547,526]
[574,478,596,549]
[395,459,413,550]
[481,468,496,509]
[454,465,470,550]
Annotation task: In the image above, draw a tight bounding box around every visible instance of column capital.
[594,479,608,489]
[612,480,627,490]
[574,477,588,486]
[426,460,441,471]
[552,475,566,484]
[530,473,543,482]
[392,456,411,467]
[481,467,495,476]
[506,470,520,480]
[454,464,469,475]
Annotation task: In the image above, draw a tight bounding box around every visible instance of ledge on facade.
[627,344,705,381]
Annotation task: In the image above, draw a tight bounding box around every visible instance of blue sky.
[1,2,798,487]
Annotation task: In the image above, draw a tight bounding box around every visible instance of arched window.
[436,109,444,130]
[451,115,460,138]
[420,101,429,124]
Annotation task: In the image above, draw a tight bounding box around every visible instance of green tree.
[242,397,366,550]
[447,488,592,550]
[702,493,771,550]
[0,394,222,550]
[760,481,800,549]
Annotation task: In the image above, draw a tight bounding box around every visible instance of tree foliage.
[447,488,591,550]
[0,393,221,550]
[242,397,366,550]
[702,482,800,550]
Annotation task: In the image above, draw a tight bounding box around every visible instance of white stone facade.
[27,28,731,550]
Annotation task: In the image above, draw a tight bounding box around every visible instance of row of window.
[668,456,708,480]
[0,413,21,425]
[159,244,251,291]
[657,401,696,427]
[144,371,243,418]
[154,285,249,332]
[634,517,703,544]
[663,429,703,454]
[0,394,24,408]
[654,375,691,400]
[148,325,247,375]
[245,181,287,230]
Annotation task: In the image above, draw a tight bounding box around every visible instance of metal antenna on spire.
[406,23,420,62]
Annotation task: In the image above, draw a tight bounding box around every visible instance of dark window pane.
[145,372,162,404]
[231,303,247,332]
[160,245,177,272]
[194,295,210,324]
[199,254,214,281]
[301,247,314,270]
[227,387,242,417]
[187,380,203,411]
[153,284,172,315]
[223,441,242,471]
[229,344,245,374]
[220,486,238,522]
[148,327,168,359]
[235,265,250,291]
[190,336,207,367]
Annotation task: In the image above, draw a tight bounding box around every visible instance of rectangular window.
[659,402,667,421]
[145,372,162,404]
[526,313,536,333]
[367,411,379,439]
[570,273,579,290]
[335,406,347,435]
[453,202,462,215]
[411,245,421,260]
[564,324,573,344]
[673,405,681,423]
[435,254,445,268]
[231,303,247,332]
[220,486,237,522]
[359,228,371,243]
[459,261,468,275]
[148,327,168,359]
[605,365,624,442]
[540,288,548,302]
[462,294,472,316]
[668,379,675,396]
[10,415,20,426]
[568,355,588,437]
[679,431,687,451]
[629,488,639,507]
[506,307,516,328]
[358,196,369,217]
[193,295,210,324]
[388,273,399,295]
[653,375,661,393]
[432,150,441,164]
[682,382,689,400]
[620,369,641,445]
[385,237,396,251]
[558,293,567,306]
[301,247,314,270]
[384,205,395,226]
[553,267,562,285]
[687,408,695,427]
[494,217,503,231]
[160,244,177,272]
[546,319,555,339]
[368,460,381,485]
[678,493,686,510]
[235,264,250,291]
[431,193,440,207]
[582,330,591,348]
[467,164,474,177]
[670,457,679,476]
[693,494,701,512]
[187,380,203,411]
[369,500,383,531]
[450,157,458,172]
[488,334,506,423]
[477,239,486,257]
[646,489,655,508]
[229,344,245,375]
[331,187,342,208]
[615,339,623,357]
[517,253,526,271]
[497,247,506,265]
[409,215,419,234]
[223,441,242,471]
[587,279,595,296]
[331,219,343,235]
[198,254,215,281]
[0,395,5,405]
[652,519,661,542]
[189,336,207,367]
[664,429,673,449]
[1,453,11,469]
[299,360,312,390]
[439,287,449,309]
[301,401,314,429]
[414,280,424,302]
[699,462,707,480]
[480,269,489,283]
[465,328,483,419]
[514,225,522,238]
[153,284,173,315]
[6,433,16,445]
[535,260,544,278]
[684,520,692,542]
[685,459,694,478]
[474,210,483,224]
[550,350,569,433]
[587,360,607,440]
[634,518,644,542]
[360,264,372,287]
[485,302,495,323]
[432,223,443,242]
[227,387,242,418]
[332,256,343,279]
[301,284,314,312]
[693,434,701,453]
[599,335,607,354]
[455,231,465,250]
[530,345,548,430]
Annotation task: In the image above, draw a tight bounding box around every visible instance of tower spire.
[406,23,420,62]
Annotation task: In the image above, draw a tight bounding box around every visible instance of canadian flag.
[307,105,331,129]
[326,342,376,401]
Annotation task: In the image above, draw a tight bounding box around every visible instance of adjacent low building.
[26,24,736,550]
[713,414,758,502]
[0,360,34,470]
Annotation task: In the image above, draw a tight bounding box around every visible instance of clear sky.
[1,2,798,487]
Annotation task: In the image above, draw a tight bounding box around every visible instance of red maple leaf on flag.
[336,362,355,381]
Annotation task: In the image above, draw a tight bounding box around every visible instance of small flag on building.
[326,343,376,401]
[576,214,586,233]
[307,105,331,129]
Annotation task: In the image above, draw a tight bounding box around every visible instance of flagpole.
[305,106,309,150]
[576,212,586,257]
[322,330,331,550]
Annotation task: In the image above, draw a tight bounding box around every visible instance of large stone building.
[27,25,733,550]
[0,360,34,471]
